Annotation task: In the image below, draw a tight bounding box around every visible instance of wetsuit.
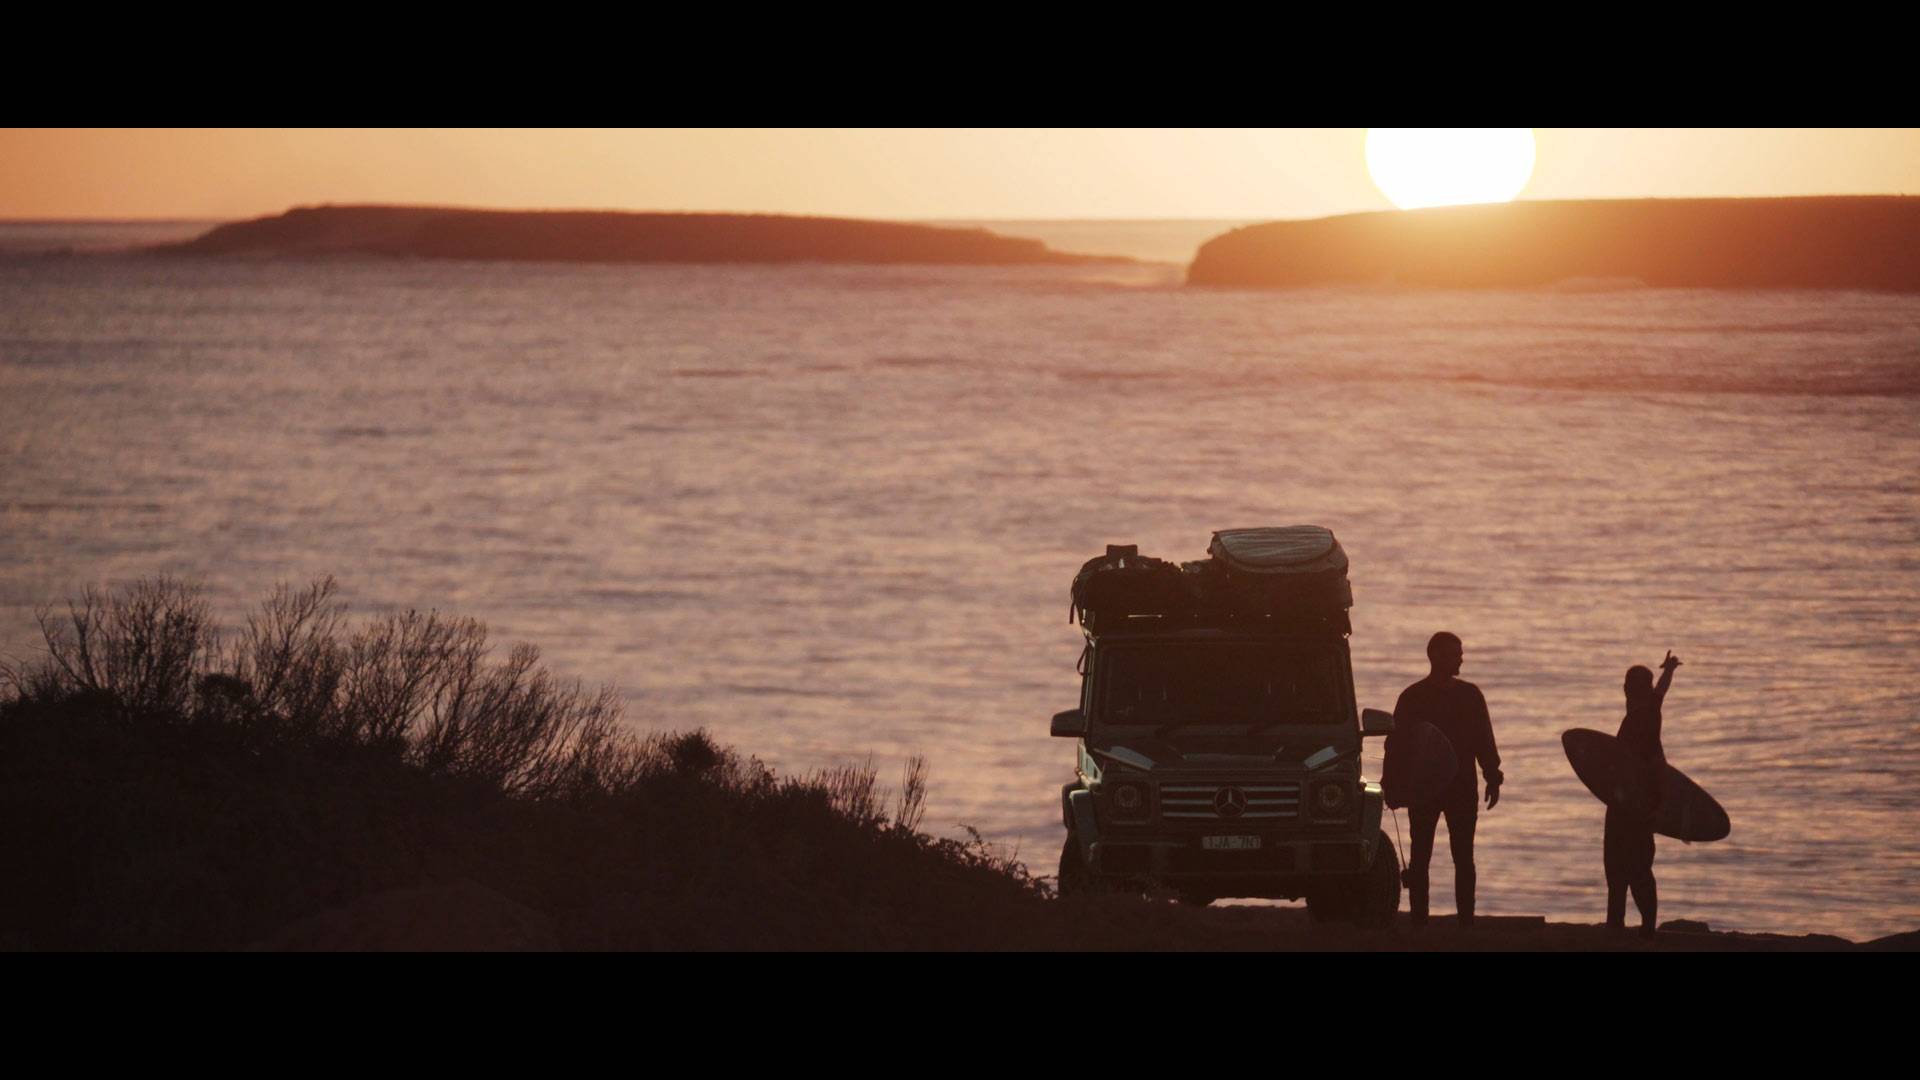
[1606,696,1664,932]
[1393,676,1502,926]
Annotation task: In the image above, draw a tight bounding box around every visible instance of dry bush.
[893,755,929,834]
[334,608,472,748]
[815,756,884,828]
[2,576,1064,949]
[5,578,958,851]
[627,729,781,807]
[26,577,216,715]
[940,824,1042,892]
[226,578,345,737]
[328,611,638,798]
[542,705,648,797]
[463,652,626,798]
[11,576,643,800]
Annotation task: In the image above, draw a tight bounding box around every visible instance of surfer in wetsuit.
[1393,631,1503,929]
[1607,651,1680,936]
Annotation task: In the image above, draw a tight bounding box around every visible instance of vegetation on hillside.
[0,578,1047,950]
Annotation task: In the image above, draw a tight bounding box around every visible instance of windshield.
[1097,641,1344,727]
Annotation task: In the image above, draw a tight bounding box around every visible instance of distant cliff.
[1187,197,1920,291]
[155,205,1123,266]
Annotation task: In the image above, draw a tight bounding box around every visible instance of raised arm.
[1653,650,1682,705]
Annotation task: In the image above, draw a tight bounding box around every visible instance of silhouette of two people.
[1392,631,1503,928]
[1391,635,1685,934]
[1608,651,1681,936]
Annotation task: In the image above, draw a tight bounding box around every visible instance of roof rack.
[1082,608,1352,640]
[1071,526,1353,637]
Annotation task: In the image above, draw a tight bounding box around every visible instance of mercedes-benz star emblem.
[1213,786,1247,817]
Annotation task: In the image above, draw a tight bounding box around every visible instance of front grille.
[1158,781,1300,820]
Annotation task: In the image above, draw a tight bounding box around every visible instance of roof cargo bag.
[1069,527,1352,635]
[1070,545,1191,629]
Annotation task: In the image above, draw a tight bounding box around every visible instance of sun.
[1365,128,1536,210]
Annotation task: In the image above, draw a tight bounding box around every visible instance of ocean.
[2,219,1917,940]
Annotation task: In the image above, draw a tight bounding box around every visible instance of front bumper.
[1091,835,1374,879]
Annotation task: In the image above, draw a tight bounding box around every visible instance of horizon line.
[6,192,1916,227]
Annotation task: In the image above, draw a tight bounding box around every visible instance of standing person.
[1607,650,1681,937]
[1393,631,1503,928]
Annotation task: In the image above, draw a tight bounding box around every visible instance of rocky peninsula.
[1187,196,1920,291]
[156,205,1123,266]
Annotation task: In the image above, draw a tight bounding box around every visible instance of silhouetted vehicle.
[1052,527,1400,923]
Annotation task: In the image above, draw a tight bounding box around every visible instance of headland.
[1187,196,1920,291]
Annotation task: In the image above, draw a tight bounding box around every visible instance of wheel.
[1058,833,1089,897]
[1351,829,1402,927]
[1305,831,1402,926]
[1058,832,1142,898]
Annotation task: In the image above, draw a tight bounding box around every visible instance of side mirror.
[1050,708,1087,738]
[1361,708,1395,736]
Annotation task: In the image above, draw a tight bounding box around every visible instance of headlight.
[1110,782,1148,819]
[1312,780,1352,818]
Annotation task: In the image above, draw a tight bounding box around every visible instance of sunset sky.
[4,128,1917,221]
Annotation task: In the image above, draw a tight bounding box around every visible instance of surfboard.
[1561,728,1730,842]
[1380,719,1457,809]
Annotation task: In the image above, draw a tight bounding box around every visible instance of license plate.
[1202,836,1261,851]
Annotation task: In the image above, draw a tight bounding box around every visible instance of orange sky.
[3,128,1917,221]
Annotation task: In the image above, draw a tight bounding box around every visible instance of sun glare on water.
[1365,128,1536,210]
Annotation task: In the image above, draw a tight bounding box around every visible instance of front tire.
[1306,830,1402,926]
[1057,831,1143,899]
[1058,833,1090,897]
[1352,829,1402,927]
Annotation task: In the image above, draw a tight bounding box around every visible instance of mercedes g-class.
[1052,526,1401,923]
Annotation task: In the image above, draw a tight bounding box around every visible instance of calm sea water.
[3,221,1917,940]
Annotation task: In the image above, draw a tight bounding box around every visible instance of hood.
[1091,740,1349,774]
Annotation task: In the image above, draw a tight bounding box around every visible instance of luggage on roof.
[1070,545,1192,627]
[1070,527,1352,634]
[1209,526,1347,576]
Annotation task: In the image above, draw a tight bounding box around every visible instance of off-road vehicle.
[1052,526,1401,923]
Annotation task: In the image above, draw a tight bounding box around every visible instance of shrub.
[15,577,216,716]
[7,577,649,799]
[1,576,1054,949]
